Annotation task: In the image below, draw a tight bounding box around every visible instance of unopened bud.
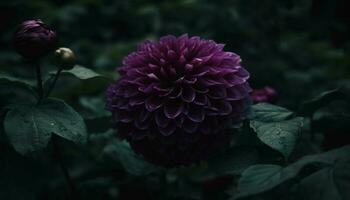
[13,19,57,61]
[55,47,76,70]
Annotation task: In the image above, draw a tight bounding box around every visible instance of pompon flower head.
[106,34,252,167]
[13,19,57,61]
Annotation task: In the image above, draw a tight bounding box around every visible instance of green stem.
[35,63,44,102]
[53,137,80,200]
[46,68,63,97]
[310,114,315,141]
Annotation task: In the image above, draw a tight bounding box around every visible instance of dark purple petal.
[167,50,178,60]
[164,100,183,119]
[155,110,170,128]
[159,122,176,136]
[208,86,227,99]
[224,74,245,86]
[175,116,184,127]
[138,83,157,93]
[132,130,149,140]
[236,68,250,78]
[139,109,151,122]
[116,111,134,123]
[168,87,182,99]
[210,100,232,115]
[194,94,208,105]
[129,95,145,106]
[182,85,196,102]
[187,105,205,122]
[145,96,163,111]
[123,87,139,98]
[226,87,245,101]
[113,99,130,110]
[135,117,150,130]
[183,119,199,133]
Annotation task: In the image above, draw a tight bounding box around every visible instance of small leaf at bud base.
[55,47,76,70]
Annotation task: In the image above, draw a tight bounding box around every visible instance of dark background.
[0,0,349,199]
[1,0,349,108]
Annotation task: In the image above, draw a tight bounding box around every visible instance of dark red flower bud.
[12,19,57,61]
[251,86,277,103]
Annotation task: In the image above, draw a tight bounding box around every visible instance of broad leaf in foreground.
[252,103,293,122]
[103,139,159,176]
[295,160,350,200]
[229,145,350,200]
[251,103,304,158]
[4,98,87,155]
[250,117,304,158]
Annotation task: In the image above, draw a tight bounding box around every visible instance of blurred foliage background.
[0,0,350,200]
[1,0,349,108]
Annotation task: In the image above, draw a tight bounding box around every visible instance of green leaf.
[252,103,293,122]
[60,65,103,80]
[296,160,350,200]
[250,117,304,158]
[301,88,344,116]
[229,164,283,199]
[47,66,112,97]
[0,74,36,93]
[196,147,259,180]
[103,139,160,176]
[250,103,305,158]
[4,98,87,155]
[229,145,350,200]
[79,95,111,119]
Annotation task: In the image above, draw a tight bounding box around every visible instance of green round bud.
[55,47,76,70]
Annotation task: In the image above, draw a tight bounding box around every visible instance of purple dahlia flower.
[106,35,252,166]
[13,19,57,61]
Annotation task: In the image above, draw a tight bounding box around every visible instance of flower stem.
[53,137,80,200]
[46,68,63,97]
[35,62,44,102]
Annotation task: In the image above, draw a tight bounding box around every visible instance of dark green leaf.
[250,117,304,158]
[0,74,36,94]
[47,67,113,98]
[79,95,111,119]
[301,88,344,116]
[4,105,52,155]
[252,103,293,122]
[4,98,87,155]
[230,145,350,200]
[59,65,103,80]
[196,147,260,180]
[229,164,283,199]
[296,160,350,200]
[103,139,160,176]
